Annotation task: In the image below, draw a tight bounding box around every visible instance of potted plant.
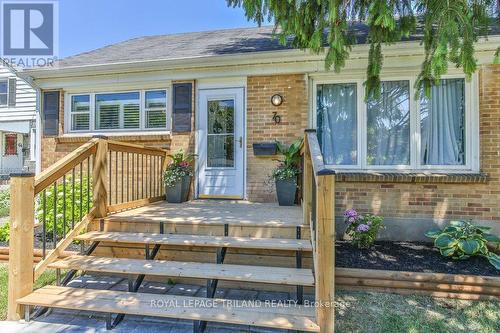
[164,150,195,203]
[271,139,303,206]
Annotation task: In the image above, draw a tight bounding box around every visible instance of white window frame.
[0,79,8,107]
[69,94,91,131]
[65,88,170,134]
[143,89,169,130]
[312,73,479,173]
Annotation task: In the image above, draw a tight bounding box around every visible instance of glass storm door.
[197,88,245,198]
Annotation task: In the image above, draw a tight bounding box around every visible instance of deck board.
[76,231,313,251]
[105,200,304,227]
[49,255,315,286]
[18,286,320,332]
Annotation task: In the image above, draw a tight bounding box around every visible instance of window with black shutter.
[43,91,60,136]
[172,83,192,132]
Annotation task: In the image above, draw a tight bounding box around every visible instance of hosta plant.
[425,220,500,269]
[344,209,384,249]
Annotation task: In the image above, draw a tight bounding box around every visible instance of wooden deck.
[106,200,304,227]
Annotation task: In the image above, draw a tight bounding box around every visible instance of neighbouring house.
[0,62,37,177]
[22,26,500,240]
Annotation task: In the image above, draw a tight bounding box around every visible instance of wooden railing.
[302,129,336,333]
[106,140,167,213]
[7,136,168,320]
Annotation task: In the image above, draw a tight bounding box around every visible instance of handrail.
[107,140,168,156]
[34,138,98,195]
[8,136,169,320]
[304,129,335,178]
[302,128,335,333]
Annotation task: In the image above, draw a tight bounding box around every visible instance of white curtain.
[420,79,465,165]
[367,81,410,165]
[317,84,357,165]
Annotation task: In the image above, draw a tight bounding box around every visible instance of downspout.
[17,71,42,175]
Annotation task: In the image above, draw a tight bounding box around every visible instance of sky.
[58,0,259,58]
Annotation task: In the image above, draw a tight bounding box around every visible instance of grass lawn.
[0,263,57,320]
[336,290,500,332]
[0,263,497,332]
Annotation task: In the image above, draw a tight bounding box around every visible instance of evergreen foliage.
[227,0,499,98]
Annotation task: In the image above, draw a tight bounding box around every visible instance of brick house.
[22,26,500,240]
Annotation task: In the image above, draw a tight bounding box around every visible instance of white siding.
[0,65,36,122]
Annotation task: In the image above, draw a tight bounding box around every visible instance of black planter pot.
[275,178,297,206]
[166,176,191,203]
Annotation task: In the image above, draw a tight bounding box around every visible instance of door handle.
[237,136,242,148]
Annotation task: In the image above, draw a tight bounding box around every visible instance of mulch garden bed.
[335,240,499,277]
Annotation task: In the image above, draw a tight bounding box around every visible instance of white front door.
[1,132,24,173]
[197,88,245,199]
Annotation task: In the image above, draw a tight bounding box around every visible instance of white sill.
[62,131,171,138]
[325,168,478,175]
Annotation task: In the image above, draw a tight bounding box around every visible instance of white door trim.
[195,86,246,199]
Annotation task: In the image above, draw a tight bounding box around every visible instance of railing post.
[315,174,335,333]
[93,136,108,218]
[8,173,35,320]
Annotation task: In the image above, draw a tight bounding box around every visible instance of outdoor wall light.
[271,94,283,106]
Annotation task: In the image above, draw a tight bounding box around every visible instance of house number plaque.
[272,112,281,124]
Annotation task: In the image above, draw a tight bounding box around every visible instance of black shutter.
[43,91,60,136]
[7,78,16,107]
[172,83,192,132]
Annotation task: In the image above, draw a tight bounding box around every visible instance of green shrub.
[36,175,93,240]
[0,189,9,218]
[0,224,8,242]
[344,209,385,248]
[425,220,500,269]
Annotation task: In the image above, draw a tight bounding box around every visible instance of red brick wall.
[246,74,309,202]
[39,66,500,225]
[245,66,500,224]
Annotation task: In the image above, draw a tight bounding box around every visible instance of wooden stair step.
[75,231,313,252]
[49,255,315,286]
[18,286,320,332]
[103,200,306,228]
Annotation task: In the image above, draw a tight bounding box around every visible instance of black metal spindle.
[52,181,57,248]
[79,163,83,220]
[42,189,47,258]
[71,168,75,228]
[62,175,66,237]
